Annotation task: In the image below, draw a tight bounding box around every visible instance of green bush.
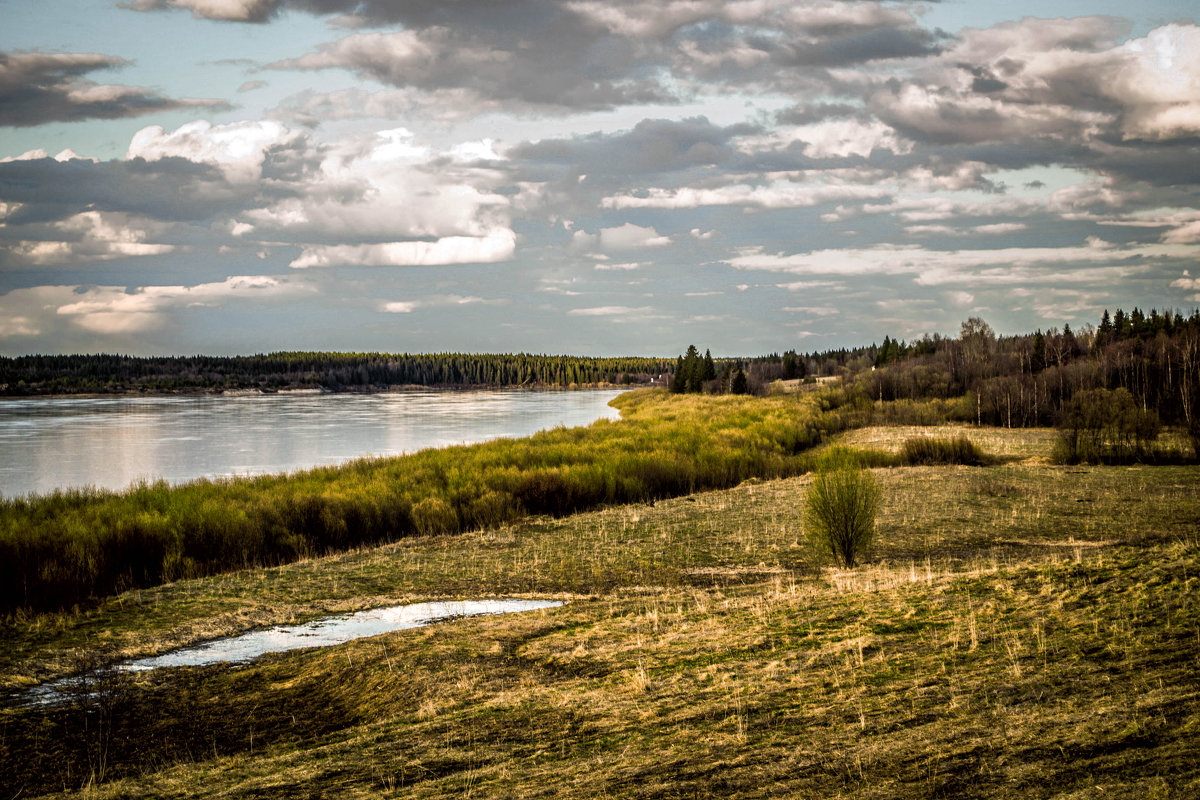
[901,435,987,466]
[804,447,880,568]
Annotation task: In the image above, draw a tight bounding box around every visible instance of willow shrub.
[804,447,880,568]
[0,388,862,613]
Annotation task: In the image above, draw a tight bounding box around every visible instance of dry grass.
[840,424,1060,462]
[3,425,1199,798]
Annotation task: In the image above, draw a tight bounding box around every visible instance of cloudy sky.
[1,0,1198,357]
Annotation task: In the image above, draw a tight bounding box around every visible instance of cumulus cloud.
[867,19,1200,149]
[127,119,314,183]
[3,120,516,269]
[270,18,669,113]
[1170,272,1200,291]
[123,0,282,22]
[596,223,671,250]
[739,119,911,159]
[134,0,944,119]
[6,210,176,265]
[0,50,229,127]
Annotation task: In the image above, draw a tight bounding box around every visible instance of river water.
[0,389,624,499]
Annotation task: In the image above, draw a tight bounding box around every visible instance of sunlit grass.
[4,414,1199,798]
[3,432,1198,796]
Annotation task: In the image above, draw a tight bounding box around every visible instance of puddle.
[124,598,562,670]
[13,598,562,707]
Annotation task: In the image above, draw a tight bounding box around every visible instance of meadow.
[2,410,1197,798]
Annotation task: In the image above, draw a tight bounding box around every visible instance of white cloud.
[602,183,888,210]
[1111,24,1200,140]
[781,306,839,316]
[595,261,640,271]
[289,228,516,268]
[596,223,671,250]
[1170,272,1200,291]
[8,211,175,265]
[567,306,655,316]
[382,301,417,313]
[740,119,911,159]
[128,119,305,183]
[41,275,303,334]
[125,0,280,22]
[1164,221,1200,244]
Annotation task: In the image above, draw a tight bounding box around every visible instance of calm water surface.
[0,389,623,498]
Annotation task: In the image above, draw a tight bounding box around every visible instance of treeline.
[0,352,673,395]
[796,309,1200,462]
[0,390,863,613]
[669,345,750,395]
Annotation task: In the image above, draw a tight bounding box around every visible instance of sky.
[1,0,1199,357]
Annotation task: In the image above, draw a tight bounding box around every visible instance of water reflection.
[16,599,563,707]
[0,389,623,498]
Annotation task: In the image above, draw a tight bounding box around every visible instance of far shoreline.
[0,381,658,401]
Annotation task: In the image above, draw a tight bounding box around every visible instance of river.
[0,388,625,499]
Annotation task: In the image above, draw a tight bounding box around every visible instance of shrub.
[804,447,880,568]
[901,435,987,466]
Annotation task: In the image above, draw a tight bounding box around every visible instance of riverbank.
[0,390,858,613]
[2,424,1197,797]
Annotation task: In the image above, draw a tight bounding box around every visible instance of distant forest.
[0,352,674,395]
[723,308,1200,441]
[4,308,1200,442]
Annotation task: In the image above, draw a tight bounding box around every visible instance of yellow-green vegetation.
[2,424,1198,798]
[0,390,859,614]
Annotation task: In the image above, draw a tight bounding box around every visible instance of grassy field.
[2,424,1199,798]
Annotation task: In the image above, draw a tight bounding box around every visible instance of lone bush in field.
[804,447,880,568]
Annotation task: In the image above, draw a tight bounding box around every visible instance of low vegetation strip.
[0,390,861,614]
[900,434,989,466]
